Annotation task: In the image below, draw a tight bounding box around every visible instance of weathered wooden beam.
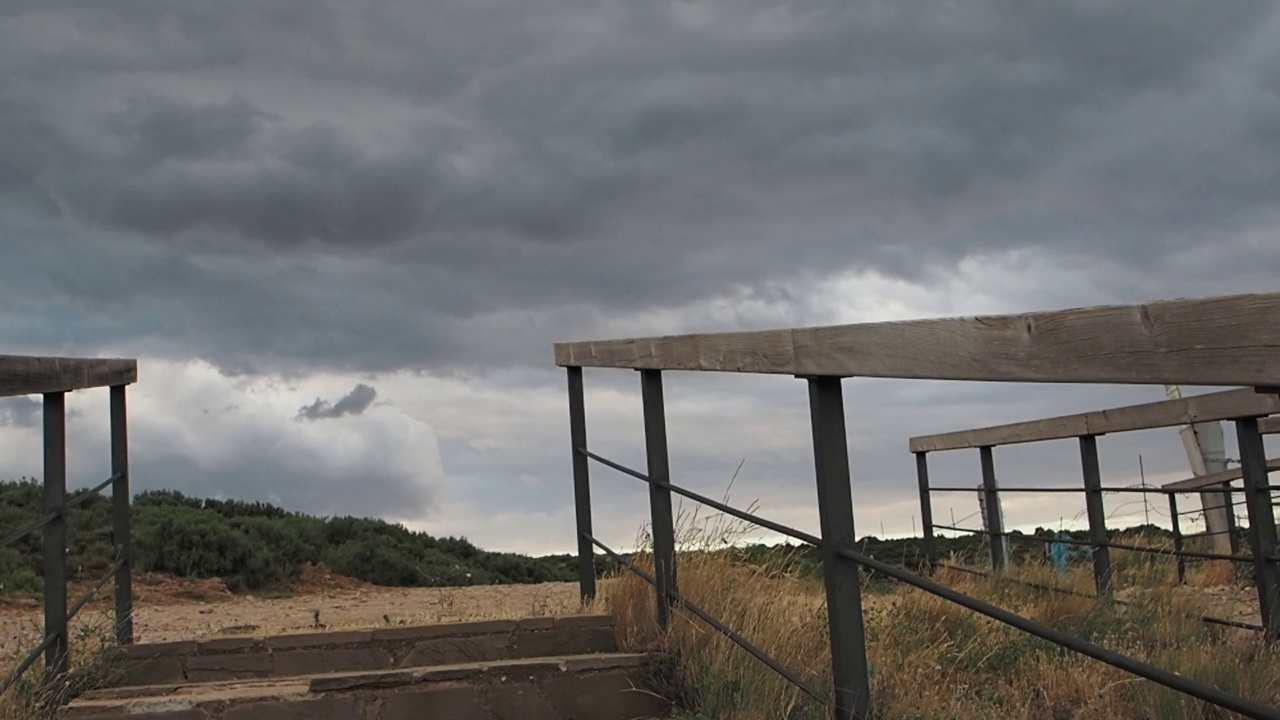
[0,356,137,397]
[1161,458,1280,492]
[908,388,1280,452]
[1260,415,1280,434]
[554,293,1280,386]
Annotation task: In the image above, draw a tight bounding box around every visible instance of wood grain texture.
[0,356,137,397]
[553,292,1280,385]
[908,388,1280,452]
[1161,459,1280,492]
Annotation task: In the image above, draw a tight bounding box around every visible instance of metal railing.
[915,420,1280,641]
[0,384,134,697]
[564,367,1280,720]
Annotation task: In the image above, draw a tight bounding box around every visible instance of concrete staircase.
[59,615,672,719]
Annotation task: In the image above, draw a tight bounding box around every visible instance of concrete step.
[114,615,617,687]
[60,652,672,720]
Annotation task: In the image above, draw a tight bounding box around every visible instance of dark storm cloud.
[1,1,1278,375]
[297,383,378,421]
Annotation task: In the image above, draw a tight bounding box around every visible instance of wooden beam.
[0,356,138,398]
[1162,459,1280,492]
[554,292,1280,385]
[908,388,1280,452]
[1261,415,1280,435]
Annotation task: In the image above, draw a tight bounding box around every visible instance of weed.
[0,607,125,720]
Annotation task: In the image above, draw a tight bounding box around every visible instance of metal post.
[1079,435,1112,596]
[915,452,937,573]
[43,392,69,677]
[1236,417,1280,641]
[1223,490,1241,556]
[110,385,134,645]
[1168,494,1186,585]
[566,367,597,604]
[979,446,1007,572]
[641,370,677,629]
[806,376,871,720]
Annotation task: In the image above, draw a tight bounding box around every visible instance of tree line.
[0,477,1182,597]
[0,479,594,594]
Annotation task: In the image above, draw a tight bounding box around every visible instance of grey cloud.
[0,397,41,427]
[297,384,378,421]
[0,396,83,427]
[1,1,1278,376]
[135,444,431,520]
[103,94,269,166]
[7,2,1274,551]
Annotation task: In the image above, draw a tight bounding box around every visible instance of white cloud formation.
[0,360,446,521]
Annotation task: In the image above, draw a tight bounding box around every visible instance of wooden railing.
[909,388,1280,637]
[0,355,137,698]
[556,292,1280,720]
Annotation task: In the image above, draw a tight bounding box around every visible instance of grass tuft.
[0,606,126,720]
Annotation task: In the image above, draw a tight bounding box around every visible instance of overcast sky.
[2,2,1278,556]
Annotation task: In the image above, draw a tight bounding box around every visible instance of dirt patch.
[125,580,600,642]
[0,572,609,649]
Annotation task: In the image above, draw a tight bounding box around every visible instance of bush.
[0,479,585,593]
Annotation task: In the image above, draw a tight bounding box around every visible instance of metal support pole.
[979,446,1007,572]
[566,367,597,604]
[806,376,871,720]
[916,452,937,573]
[110,385,134,645]
[641,369,677,629]
[1224,490,1242,556]
[1079,435,1112,596]
[43,392,69,677]
[1168,494,1186,585]
[1236,417,1280,641]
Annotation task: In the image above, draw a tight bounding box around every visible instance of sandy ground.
[1,568,611,659]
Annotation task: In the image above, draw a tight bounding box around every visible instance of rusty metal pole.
[641,370,677,629]
[566,367,597,604]
[807,376,871,719]
[111,385,134,645]
[979,446,1007,572]
[43,392,69,677]
[1236,417,1279,641]
[1079,435,1113,596]
[916,452,938,573]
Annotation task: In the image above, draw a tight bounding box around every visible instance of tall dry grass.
[0,605,125,720]
[605,499,1280,719]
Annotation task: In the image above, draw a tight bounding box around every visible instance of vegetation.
[607,506,1275,720]
[4,476,1271,718]
[0,478,600,594]
[0,474,1122,599]
[1,471,1218,599]
[0,608,126,720]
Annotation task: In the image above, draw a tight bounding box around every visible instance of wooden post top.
[0,355,138,397]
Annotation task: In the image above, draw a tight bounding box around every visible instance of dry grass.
[0,606,126,720]
[605,502,1280,719]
